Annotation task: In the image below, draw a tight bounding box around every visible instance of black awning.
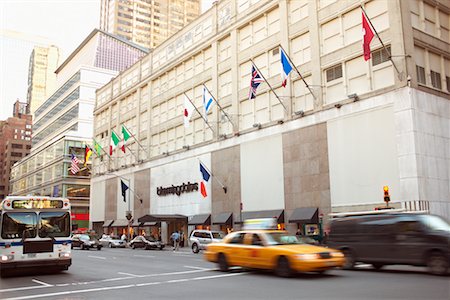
[212,212,232,225]
[188,214,211,225]
[102,220,114,227]
[110,219,129,227]
[131,219,140,227]
[235,209,284,224]
[142,222,158,226]
[288,207,319,224]
[138,214,187,223]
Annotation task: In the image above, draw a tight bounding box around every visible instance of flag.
[122,125,131,143]
[249,64,264,100]
[362,10,375,61]
[84,145,93,166]
[70,154,80,175]
[199,162,211,182]
[183,95,195,128]
[110,131,125,154]
[120,180,129,203]
[200,182,207,198]
[202,86,214,120]
[280,47,293,87]
[52,185,59,197]
[93,139,102,156]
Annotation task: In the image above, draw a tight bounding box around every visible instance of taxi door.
[243,233,268,269]
[225,232,248,267]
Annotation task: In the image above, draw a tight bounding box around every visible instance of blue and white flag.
[203,86,214,120]
[199,162,211,182]
[280,47,293,87]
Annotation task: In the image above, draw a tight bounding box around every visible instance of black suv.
[326,213,450,275]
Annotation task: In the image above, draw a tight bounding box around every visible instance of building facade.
[91,0,450,242]
[100,0,201,49]
[0,101,32,201]
[10,29,148,229]
[26,45,60,116]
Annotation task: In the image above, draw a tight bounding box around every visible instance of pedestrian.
[121,233,127,242]
[170,231,180,251]
[179,231,184,248]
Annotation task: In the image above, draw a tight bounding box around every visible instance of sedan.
[72,234,102,250]
[204,230,344,277]
[129,236,164,250]
[99,235,126,248]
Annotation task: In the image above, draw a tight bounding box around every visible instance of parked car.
[72,234,102,250]
[204,229,344,277]
[326,212,450,275]
[99,235,126,248]
[129,235,164,250]
[189,230,225,253]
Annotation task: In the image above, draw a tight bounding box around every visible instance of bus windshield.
[39,212,71,238]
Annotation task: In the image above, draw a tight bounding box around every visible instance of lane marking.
[88,255,106,260]
[0,286,48,293]
[133,254,155,258]
[31,279,52,287]
[184,265,210,270]
[3,271,246,300]
[118,272,142,277]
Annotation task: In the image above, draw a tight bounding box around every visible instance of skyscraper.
[100,0,201,49]
[26,45,60,115]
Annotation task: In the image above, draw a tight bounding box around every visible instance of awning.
[235,209,284,224]
[131,219,140,227]
[138,214,187,223]
[110,219,129,227]
[212,212,232,225]
[289,207,319,224]
[142,222,158,226]
[102,220,114,227]
[188,214,211,225]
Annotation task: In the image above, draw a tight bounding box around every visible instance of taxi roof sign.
[243,218,278,230]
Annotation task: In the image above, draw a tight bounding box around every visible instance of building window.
[446,76,450,93]
[430,71,441,89]
[372,46,391,66]
[11,152,22,157]
[326,64,343,82]
[416,66,426,84]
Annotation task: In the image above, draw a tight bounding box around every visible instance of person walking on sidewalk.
[170,231,180,251]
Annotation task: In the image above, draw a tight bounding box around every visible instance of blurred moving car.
[129,235,164,250]
[99,235,126,248]
[326,211,450,275]
[189,230,225,253]
[204,230,344,277]
[72,234,102,250]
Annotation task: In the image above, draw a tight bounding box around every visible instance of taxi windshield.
[265,232,302,245]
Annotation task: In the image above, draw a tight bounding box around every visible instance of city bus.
[0,196,72,276]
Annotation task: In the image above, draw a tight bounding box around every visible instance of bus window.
[39,212,71,238]
[1,212,37,239]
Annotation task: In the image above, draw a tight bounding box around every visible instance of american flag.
[70,154,80,175]
[249,64,264,100]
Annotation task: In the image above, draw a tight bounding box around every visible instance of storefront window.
[65,184,90,198]
[43,166,53,183]
[55,140,64,157]
[35,171,42,185]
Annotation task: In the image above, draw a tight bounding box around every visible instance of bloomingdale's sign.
[157,182,199,196]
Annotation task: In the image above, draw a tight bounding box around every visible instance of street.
[0,247,449,300]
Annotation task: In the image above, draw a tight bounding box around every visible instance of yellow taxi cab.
[204,219,345,277]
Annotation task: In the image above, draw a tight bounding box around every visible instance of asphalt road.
[1,247,449,300]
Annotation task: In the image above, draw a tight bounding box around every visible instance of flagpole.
[122,124,151,158]
[361,6,401,76]
[278,44,315,98]
[250,59,287,112]
[183,93,216,134]
[202,84,235,128]
[197,158,227,193]
[91,139,114,172]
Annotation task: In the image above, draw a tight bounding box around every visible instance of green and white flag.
[110,131,125,155]
[122,125,132,143]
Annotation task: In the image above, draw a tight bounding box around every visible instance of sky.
[0,0,214,120]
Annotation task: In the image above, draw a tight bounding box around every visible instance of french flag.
[280,47,293,88]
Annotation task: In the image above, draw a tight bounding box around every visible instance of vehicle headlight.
[1,254,14,261]
[296,253,320,260]
[331,252,344,258]
[59,252,71,258]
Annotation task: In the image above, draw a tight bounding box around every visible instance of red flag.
[362,10,374,61]
[200,182,207,198]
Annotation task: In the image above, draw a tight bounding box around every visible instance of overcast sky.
[0,0,214,119]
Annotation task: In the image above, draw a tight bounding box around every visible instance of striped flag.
[280,47,293,87]
[249,64,264,100]
[70,154,80,174]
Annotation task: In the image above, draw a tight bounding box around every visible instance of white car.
[189,230,225,253]
[99,235,127,248]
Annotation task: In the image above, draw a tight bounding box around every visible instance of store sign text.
[157,182,198,196]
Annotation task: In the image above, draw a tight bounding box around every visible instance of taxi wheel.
[275,257,292,278]
[342,249,355,270]
[218,253,229,272]
[427,252,449,276]
[192,243,199,254]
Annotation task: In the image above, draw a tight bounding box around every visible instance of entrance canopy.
[102,220,114,227]
[188,214,211,226]
[235,209,284,224]
[138,214,187,223]
[110,219,129,227]
[288,207,319,223]
[212,212,233,225]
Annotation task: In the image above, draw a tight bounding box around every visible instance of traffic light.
[383,186,390,203]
